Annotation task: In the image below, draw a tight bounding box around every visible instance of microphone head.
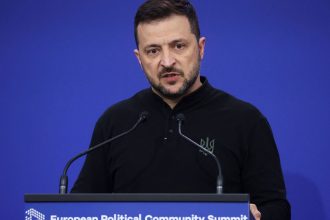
[140,111,149,121]
[176,113,185,122]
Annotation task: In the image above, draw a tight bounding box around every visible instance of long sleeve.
[71,118,112,193]
[243,117,290,219]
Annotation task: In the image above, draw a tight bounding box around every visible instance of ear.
[198,37,206,60]
[134,49,142,67]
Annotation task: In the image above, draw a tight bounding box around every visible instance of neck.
[154,77,203,109]
[162,97,181,109]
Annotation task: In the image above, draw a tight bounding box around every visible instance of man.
[72,0,290,219]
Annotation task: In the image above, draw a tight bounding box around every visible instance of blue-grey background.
[1,0,329,219]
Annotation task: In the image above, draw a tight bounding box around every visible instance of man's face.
[134,15,205,100]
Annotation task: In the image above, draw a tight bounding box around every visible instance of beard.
[144,61,201,100]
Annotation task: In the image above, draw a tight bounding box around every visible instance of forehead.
[137,15,194,48]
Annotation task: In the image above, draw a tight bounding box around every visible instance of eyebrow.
[144,44,160,49]
[144,38,188,49]
[171,38,187,43]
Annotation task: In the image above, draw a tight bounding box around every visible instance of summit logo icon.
[25,208,45,220]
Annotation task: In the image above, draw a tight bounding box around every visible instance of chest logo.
[199,137,215,155]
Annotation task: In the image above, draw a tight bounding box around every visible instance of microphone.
[59,111,149,194]
[176,113,223,194]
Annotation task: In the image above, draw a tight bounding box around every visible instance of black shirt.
[72,77,290,219]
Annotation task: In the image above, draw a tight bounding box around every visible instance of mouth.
[159,72,182,85]
[161,72,179,78]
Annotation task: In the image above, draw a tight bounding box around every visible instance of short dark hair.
[134,0,201,47]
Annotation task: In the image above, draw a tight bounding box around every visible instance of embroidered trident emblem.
[200,137,215,155]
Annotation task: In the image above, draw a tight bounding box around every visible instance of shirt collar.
[147,76,215,113]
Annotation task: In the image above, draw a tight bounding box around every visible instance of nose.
[160,49,175,67]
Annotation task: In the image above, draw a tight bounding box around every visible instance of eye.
[175,43,185,50]
[146,48,159,56]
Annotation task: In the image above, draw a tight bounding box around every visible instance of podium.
[24,194,250,220]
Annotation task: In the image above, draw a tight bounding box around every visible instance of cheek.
[181,51,198,71]
[141,59,159,75]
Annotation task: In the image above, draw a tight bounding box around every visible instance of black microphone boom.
[176,113,223,194]
[59,111,149,194]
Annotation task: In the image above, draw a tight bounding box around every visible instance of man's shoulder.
[203,87,271,143]
[214,88,262,114]
[96,88,151,125]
